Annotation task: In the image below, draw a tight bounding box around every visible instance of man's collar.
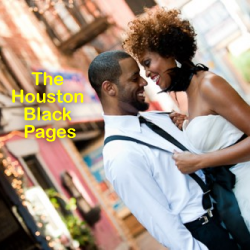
[103,113,141,132]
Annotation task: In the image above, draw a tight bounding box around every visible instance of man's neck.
[103,107,138,116]
[103,110,138,116]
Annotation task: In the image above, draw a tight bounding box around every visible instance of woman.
[123,7,250,249]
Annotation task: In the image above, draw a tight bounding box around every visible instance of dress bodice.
[183,115,250,234]
[183,115,244,153]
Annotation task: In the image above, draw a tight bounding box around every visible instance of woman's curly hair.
[123,7,197,63]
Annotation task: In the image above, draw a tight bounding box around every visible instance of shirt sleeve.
[104,143,208,250]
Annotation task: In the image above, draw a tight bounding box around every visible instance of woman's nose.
[140,77,148,87]
[145,69,151,78]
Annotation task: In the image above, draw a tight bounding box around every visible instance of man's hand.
[169,112,188,130]
[172,150,202,174]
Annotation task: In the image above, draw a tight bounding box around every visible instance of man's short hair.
[88,50,131,98]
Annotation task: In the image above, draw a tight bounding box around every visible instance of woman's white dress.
[183,115,250,232]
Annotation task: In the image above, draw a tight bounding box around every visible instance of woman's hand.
[172,150,202,174]
[169,112,188,130]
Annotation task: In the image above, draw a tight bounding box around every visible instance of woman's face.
[139,51,177,90]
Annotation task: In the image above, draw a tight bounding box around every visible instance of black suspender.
[104,134,212,213]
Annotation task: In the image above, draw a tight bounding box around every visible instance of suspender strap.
[139,116,188,151]
[104,135,168,152]
[104,134,212,211]
[139,116,212,211]
[139,117,210,191]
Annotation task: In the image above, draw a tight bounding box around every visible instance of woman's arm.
[174,74,250,174]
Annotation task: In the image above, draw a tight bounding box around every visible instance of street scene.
[0,0,250,249]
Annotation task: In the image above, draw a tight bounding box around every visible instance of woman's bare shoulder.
[199,72,233,96]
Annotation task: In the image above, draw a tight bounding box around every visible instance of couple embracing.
[88,7,250,250]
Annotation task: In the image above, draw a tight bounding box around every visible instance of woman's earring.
[175,60,182,68]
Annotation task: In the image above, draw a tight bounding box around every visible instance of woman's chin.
[159,84,167,90]
[159,81,171,91]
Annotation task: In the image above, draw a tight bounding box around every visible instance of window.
[61,171,101,226]
[6,140,71,217]
[21,154,70,217]
[23,155,54,191]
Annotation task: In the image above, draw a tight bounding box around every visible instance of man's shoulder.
[103,139,142,157]
[103,134,149,163]
[103,139,147,180]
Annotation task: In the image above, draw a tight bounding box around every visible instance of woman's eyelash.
[144,60,150,66]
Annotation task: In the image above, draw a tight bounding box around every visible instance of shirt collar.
[103,113,142,133]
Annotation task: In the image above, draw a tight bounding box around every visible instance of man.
[88,50,238,250]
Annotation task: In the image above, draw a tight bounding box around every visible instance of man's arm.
[104,144,208,250]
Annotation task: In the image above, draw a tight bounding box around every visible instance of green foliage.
[63,215,98,250]
[46,188,98,250]
[66,197,77,211]
[230,50,250,82]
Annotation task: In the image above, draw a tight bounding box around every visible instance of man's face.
[116,57,149,115]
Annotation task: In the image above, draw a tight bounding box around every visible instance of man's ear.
[102,80,116,96]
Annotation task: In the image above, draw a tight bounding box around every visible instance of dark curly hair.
[123,7,197,64]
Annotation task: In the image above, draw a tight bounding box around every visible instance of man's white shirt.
[103,111,208,250]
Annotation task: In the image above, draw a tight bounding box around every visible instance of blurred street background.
[0,0,249,249]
